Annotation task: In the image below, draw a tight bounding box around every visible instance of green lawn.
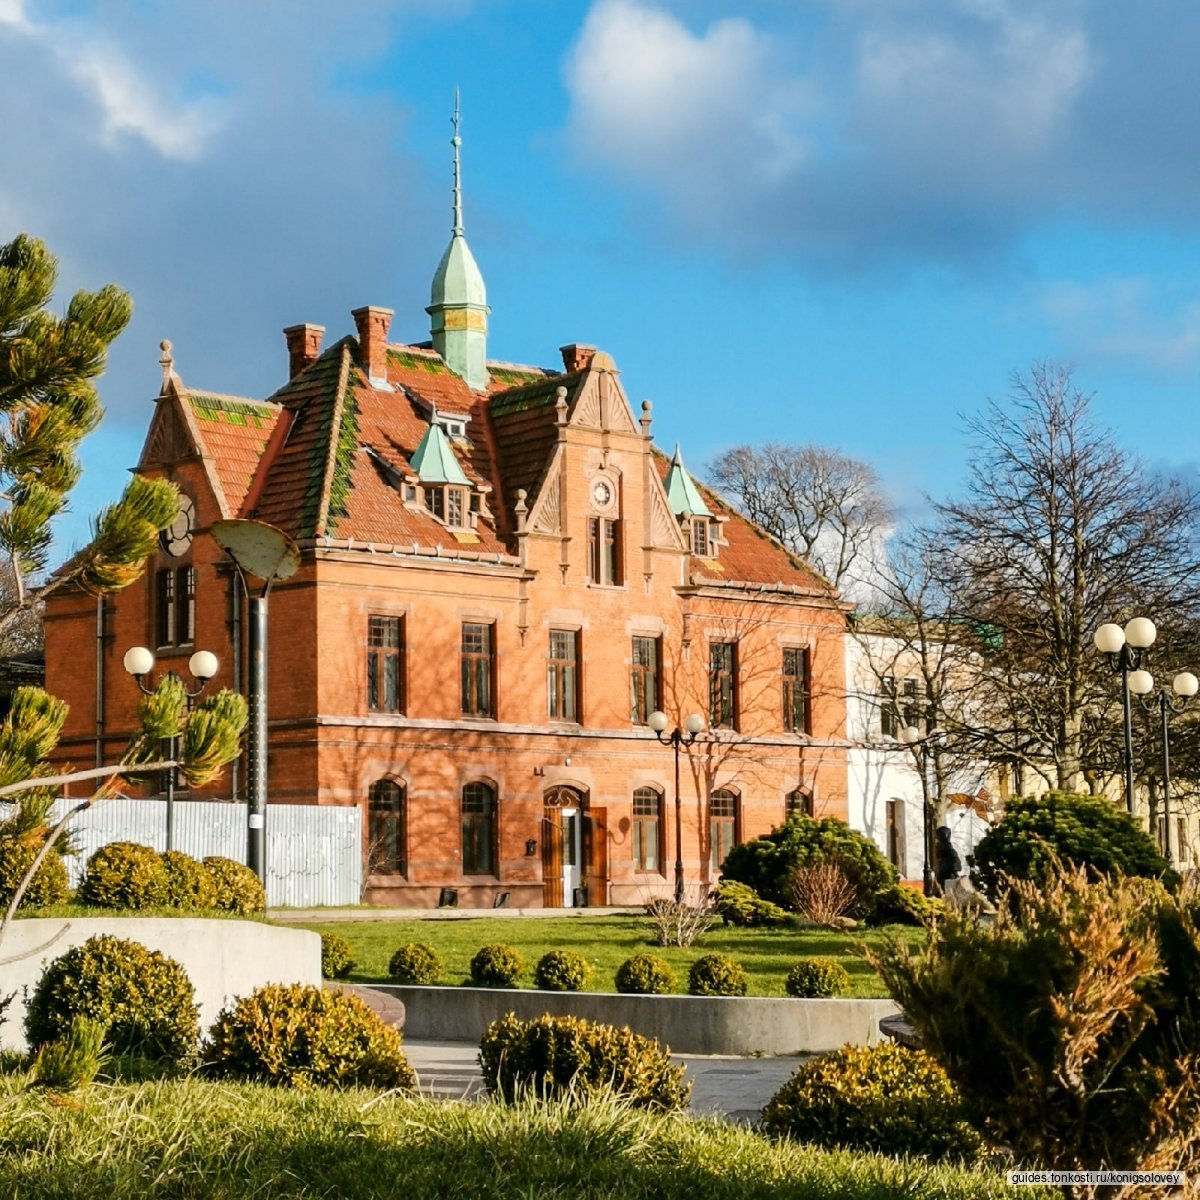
[0,1076,1048,1200]
[293,914,924,998]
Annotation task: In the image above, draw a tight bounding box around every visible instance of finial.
[672,441,683,464]
[640,399,652,437]
[451,87,463,236]
[555,385,569,426]
[158,339,178,393]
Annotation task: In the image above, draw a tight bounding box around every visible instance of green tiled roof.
[488,375,574,417]
[389,349,452,375]
[410,421,471,486]
[664,445,712,517]
[188,394,274,428]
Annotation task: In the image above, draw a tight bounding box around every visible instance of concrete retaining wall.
[0,918,321,1053]
[377,984,898,1056]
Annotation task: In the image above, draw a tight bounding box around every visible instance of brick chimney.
[282,323,325,379]
[352,305,394,387]
[560,343,597,373]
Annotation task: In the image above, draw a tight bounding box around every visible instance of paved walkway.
[273,906,643,923]
[403,1039,805,1124]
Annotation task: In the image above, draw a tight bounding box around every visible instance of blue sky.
[1,0,1197,560]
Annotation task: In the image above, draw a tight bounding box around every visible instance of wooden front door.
[584,807,608,908]
[542,786,585,908]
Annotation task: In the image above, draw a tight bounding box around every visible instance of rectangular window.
[1178,817,1190,862]
[447,488,464,527]
[462,782,496,875]
[709,641,737,729]
[461,622,494,717]
[630,636,661,724]
[632,788,661,872]
[424,487,445,520]
[710,791,739,871]
[782,647,810,733]
[886,798,907,876]
[156,566,195,648]
[691,519,709,556]
[881,676,920,737]
[587,517,621,585]
[368,780,405,875]
[547,629,579,722]
[367,616,404,713]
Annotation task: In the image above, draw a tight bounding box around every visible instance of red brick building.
[45,133,850,907]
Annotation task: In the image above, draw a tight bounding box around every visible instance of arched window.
[368,779,406,876]
[462,781,497,875]
[710,789,740,872]
[785,789,814,820]
[632,787,663,873]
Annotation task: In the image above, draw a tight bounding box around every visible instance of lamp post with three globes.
[648,710,705,902]
[1093,617,1157,815]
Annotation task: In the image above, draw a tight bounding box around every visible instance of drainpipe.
[227,570,243,801]
[94,596,105,769]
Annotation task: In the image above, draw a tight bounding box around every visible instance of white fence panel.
[40,799,362,908]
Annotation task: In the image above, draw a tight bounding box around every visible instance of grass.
[292,915,924,998]
[17,903,267,921]
[0,1075,1049,1199]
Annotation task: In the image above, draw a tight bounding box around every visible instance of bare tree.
[707,444,892,594]
[930,364,1200,794]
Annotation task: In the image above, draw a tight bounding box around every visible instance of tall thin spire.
[451,86,463,236]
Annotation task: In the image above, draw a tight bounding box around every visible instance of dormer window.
[437,416,468,440]
[691,519,710,557]
[424,485,468,528]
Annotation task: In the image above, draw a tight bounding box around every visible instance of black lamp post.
[1130,668,1198,865]
[898,724,938,897]
[1094,617,1157,815]
[122,646,219,851]
[648,709,705,901]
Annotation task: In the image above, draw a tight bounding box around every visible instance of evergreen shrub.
[78,841,168,910]
[533,949,592,992]
[614,953,676,995]
[320,934,355,980]
[479,1012,691,1111]
[714,879,791,927]
[869,884,944,927]
[761,1041,978,1162]
[0,833,69,910]
[160,850,217,910]
[388,943,442,985]
[205,983,414,1090]
[687,953,747,996]
[470,943,524,988]
[203,856,266,913]
[785,957,851,998]
[25,934,199,1064]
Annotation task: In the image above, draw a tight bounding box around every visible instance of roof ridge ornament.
[158,339,180,394]
[452,86,463,237]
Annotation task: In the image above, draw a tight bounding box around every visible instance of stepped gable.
[486,368,585,532]
[184,392,282,517]
[651,451,834,594]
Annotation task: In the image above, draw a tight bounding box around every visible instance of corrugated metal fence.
[41,799,362,907]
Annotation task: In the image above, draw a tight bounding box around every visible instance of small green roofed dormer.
[664,444,712,517]
[410,421,471,486]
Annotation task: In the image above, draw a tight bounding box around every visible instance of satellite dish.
[211,519,300,583]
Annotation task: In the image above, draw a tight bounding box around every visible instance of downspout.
[94,596,105,769]
[227,569,243,801]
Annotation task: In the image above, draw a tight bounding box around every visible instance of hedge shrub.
[204,983,414,1090]
[321,934,355,980]
[534,949,592,992]
[721,816,897,917]
[203,856,266,913]
[614,953,676,995]
[470,943,524,988]
[972,792,1172,898]
[869,883,944,927]
[479,1013,691,1111]
[761,1041,978,1162]
[78,841,169,910]
[785,957,851,998]
[388,943,442,985]
[25,934,199,1064]
[688,953,747,997]
[160,850,217,910]
[0,833,69,910]
[714,879,791,927]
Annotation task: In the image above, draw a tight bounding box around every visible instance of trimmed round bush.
[533,949,592,992]
[615,953,676,995]
[388,942,442,985]
[714,878,790,927]
[480,1013,691,1111]
[688,953,748,997]
[161,850,217,910]
[25,934,199,1063]
[869,883,944,927]
[470,943,524,988]
[761,1041,979,1162]
[78,841,169,910]
[0,833,69,910]
[785,957,851,998]
[203,855,266,913]
[321,934,355,980]
[721,815,898,917]
[204,983,414,1090]
[973,792,1172,898]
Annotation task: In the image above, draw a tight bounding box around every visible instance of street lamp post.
[648,710,705,902]
[122,646,219,851]
[1129,668,1198,866]
[899,724,937,897]
[1094,617,1157,815]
